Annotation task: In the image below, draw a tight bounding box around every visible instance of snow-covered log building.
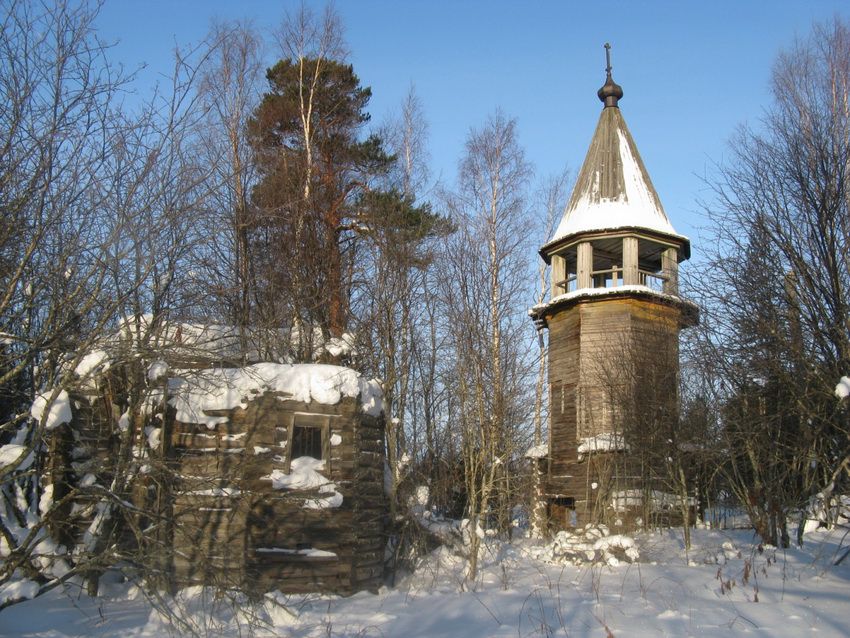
[166,363,385,594]
[41,324,386,595]
[529,55,698,532]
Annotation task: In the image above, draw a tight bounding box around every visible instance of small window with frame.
[292,423,323,459]
[285,413,334,472]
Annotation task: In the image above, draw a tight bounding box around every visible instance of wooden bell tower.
[530,47,698,532]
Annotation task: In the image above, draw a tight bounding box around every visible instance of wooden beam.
[623,237,639,285]
[577,242,593,289]
[552,254,567,296]
[662,247,678,294]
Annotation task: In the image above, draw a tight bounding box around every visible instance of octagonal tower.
[530,55,698,531]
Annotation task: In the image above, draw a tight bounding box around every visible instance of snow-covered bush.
[802,487,850,533]
[529,524,640,566]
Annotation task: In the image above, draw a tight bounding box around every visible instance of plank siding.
[543,293,685,531]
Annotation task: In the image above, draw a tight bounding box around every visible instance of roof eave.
[539,227,691,263]
[528,285,700,327]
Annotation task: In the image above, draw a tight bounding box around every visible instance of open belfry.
[530,47,698,532]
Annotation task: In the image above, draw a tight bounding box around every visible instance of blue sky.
[96,1,849,259]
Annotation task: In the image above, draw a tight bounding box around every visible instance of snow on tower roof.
[543,73,688,253]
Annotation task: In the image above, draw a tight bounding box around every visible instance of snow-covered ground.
[2,526,848,637]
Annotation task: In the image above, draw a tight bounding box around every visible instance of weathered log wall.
[46,371,386,597]
[169,392,386,595]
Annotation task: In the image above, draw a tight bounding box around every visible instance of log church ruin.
[42,324,387,596]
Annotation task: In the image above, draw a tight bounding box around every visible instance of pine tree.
[249,59,391,347]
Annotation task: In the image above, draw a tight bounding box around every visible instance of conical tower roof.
[543,61,688,256]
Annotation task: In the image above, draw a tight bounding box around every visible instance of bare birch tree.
[437,113,535,581]
[360,87,432,509]
[195,20,264,354]
[275,3,347,203]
